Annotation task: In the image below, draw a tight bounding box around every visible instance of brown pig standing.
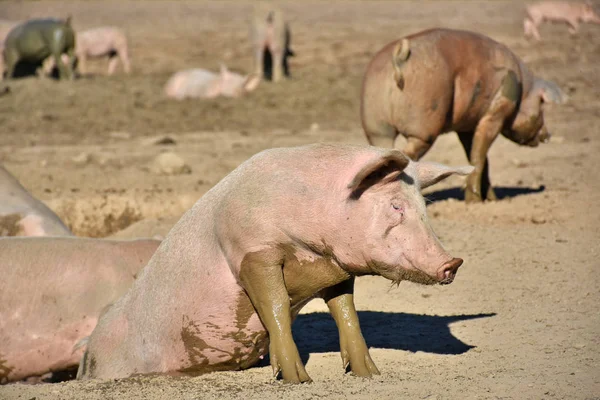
[78,143,472,383]
[524,1,600,40]
[0,237,160,383]
[361,28,567,203]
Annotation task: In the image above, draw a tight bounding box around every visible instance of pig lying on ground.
[360,28,567,203]
[524,1,600,40]
[0,164,72,237]
[164,65,261,99]
[44,26,131,76]
[2,17,75,80]
[0,237,161,383]
[78,143,472,383]
[250,4,294,82]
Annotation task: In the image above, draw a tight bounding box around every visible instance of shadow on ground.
[291,311,496,366]
[425,185,545,203]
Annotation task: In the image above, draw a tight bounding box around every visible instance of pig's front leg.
[463,116,505,203]
[239,250,312,384]
[322,278,380,378]
[402,135,434,161]
[457,132,496,202]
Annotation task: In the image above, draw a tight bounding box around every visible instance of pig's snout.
[437,258,463,285]
[535,125,551,145]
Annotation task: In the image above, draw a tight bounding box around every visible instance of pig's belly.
[147,285,269,375]
[0,318,96,383]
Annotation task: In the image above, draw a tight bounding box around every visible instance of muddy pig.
[524,1,600,40]
[0,237,161,383]
[2,17,75,80]
[361,28,567,203]
[250,3,294,82]
[78,143,472,383]
[164,65,261,99]
[0,164,72,237]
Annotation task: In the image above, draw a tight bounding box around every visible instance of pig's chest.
[282,251,351,309]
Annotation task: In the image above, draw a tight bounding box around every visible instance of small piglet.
[78,143,472,383]
[164,65,261,100]
[524,1,600,40]
[361,28,567,203]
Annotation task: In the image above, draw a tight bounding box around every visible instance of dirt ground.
[0,0,599,399]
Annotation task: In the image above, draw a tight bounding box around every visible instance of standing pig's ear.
[348,150,410,198]
[535,78,568,104]
[414,161,474,190]
[243,73,261,92]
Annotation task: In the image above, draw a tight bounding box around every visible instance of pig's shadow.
[262,311,495,367]
[424,185,545,203]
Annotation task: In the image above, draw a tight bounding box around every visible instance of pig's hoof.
[464,189,482,203]
[485,187,497,201]
[351,355,381,378]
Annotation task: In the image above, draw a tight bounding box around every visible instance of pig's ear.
[348,151,410,197]
[243,73,261,92]
[535,78,568,104]
[219,64,230,78]
[415,161,474,190]
[391,38,410,90]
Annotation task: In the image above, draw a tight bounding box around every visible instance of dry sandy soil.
[1,1,599,399]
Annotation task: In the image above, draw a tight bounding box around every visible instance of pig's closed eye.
[392,204,403,212]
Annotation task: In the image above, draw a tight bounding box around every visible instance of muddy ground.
[0,1,599,399]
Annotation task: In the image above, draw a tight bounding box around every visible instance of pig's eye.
[392,203,403,212]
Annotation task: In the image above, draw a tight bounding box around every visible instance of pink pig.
[164,65,261,99]
[0,164,72,237]
[524,1,600,40]
[78,143,472,384]
[75,26,131,75]
[0,237,161,383]
[44,26,131,76]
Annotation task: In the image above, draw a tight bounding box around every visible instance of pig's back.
[164,69,216,99]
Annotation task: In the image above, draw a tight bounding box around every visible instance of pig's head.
[582,1,600,23]
[339,150,473,285]
[502,77,566,147]
[208,64,261,98]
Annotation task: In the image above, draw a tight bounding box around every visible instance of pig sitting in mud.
[0,237,161,383]
[164,65,261,100]
[0,164,72,237]
[361,28,567,203]
[78,143,472,383]
[45,26,131,76]
[2,17,75,80]
[251,4,294,82]
[524,1,600,40]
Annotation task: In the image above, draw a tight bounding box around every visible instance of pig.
[250,4,294,82]
[77,143,472,383]
[360,28,567,203]
[524,1,600,40]
[0,164,73,237]
[0,237,161,383]
[164,65,261,100]
[44,26,131,76]
[2,17,75,80]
